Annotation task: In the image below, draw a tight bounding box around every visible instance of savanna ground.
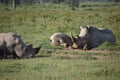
[0,2,120,80]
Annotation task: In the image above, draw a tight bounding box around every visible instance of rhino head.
[11,34,42,58]
[14,44,42,58]
[70,26,95,50]
[79,26,90,38]
[70,31,88,49]
[70,33,82,49]
[50,32,73,47]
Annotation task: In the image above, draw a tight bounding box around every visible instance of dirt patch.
[40,48,120,60]
[47,48,120,53]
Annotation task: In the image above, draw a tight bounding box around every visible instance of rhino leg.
[60,43,69,47]
[84,44,98,50]
[83,44,89,50]
[0,51,4,59]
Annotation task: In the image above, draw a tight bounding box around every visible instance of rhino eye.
[57,41,60,43]
[50,40,52,42]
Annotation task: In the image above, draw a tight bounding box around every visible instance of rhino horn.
[70,32,76,43]
[33,44,43,54]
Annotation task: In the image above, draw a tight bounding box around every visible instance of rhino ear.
[15,38,19,44]
[80,26,83,30]
[27,44,33,48]
[76,35,80,38]
[18,35,21,38]
[85,25,89,30]
[23,47,26,52]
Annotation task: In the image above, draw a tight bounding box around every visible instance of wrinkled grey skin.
[50,32,72,47]
[0,32,42,59]
[71,26,116,50]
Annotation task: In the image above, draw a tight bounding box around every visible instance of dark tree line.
[0,0,119,10]
[0,0,10,5]
[0,0,119,4]
[0,0,33,5]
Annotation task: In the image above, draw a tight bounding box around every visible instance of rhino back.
[88,27,116,45]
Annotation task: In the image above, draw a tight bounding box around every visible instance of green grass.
[0,2,120,80]
[0,51,120,80]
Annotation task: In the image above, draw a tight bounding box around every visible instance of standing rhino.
[50,32,72,47]
[71,26,116,50]
[0,32,42,59]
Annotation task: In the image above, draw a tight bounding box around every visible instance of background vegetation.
[0,2,120,80]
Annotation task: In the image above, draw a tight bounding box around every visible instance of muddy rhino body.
[50,32,72,47]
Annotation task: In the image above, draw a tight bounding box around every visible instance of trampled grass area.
[0,2,120,80]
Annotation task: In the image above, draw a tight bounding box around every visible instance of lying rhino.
[50,32,72,47]
[0,32,42,59]
[71,26,116,50]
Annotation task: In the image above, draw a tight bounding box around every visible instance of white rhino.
[50,32,72,47]
[71,26,116,50]
[0,32,42,59]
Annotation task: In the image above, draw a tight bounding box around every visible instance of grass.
[0,2,120,80]
[0,51,120,80]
